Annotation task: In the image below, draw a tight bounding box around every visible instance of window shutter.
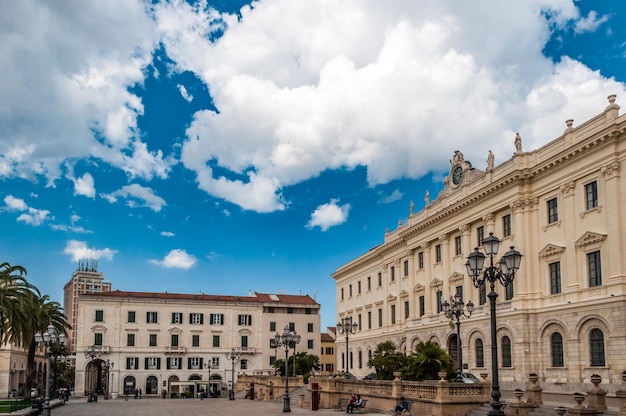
[178,359,182,369]
[199,357,203,368]
[145,357,149,369]
[166,358,171,370]
[126,357,131,370]
[249,315,252,325]
[188,357,191,369]
[189,313,193,324]
[220,314,225,325]
[157,357,161,370]
[200,314,204,324]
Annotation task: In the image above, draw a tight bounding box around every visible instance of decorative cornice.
[459,224,470,233]
[538,244,566,258]
[449,271,465,284]
[439,234,449,242]
[560,180,575,196]
[601,160,619,179]
[430,278,443,289]
[510,197,538,211]
[575,231,607,248]
[483,213,495,225]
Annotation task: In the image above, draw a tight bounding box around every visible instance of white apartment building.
[333,95,626,393]
[73,290,320,398]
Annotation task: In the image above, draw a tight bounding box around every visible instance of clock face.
[452,166,463,185]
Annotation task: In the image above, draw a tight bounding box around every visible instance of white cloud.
[178,84,193,102]
[575,11,610,34]
[306,199,350,231]
[161,231,175,237]
[102,184,167,212]
[63,240,117,262]
[379,189,403,204]
[3,195,50,226]
[73,173,96,198]
[149,249,197,269]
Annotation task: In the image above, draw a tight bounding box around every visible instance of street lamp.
[336,316,357,375]
[34,323,66,416]
[83,345,103,401]
[204,361,216,398]
[290,333,301,377]
[466,232,522,416]
[274,325,300,412]
[442,293,474,381]
[225,348,240,401]
[100,360,113,399]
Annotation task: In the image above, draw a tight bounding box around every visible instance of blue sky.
[1,0,625,330]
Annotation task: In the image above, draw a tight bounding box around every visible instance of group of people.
[346,394,363,413]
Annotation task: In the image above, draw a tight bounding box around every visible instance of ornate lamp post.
[83,345,103,400]
[274,325,300,412]
[442,293,474,381]
[225,348,241,401]
[100,360,113,399]
[291,333,301,377]
[34,323,66,416]
[336,316,357,375]
[204,361,216,398]
[466,232,522,416]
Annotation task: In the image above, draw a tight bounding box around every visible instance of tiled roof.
[321,333,335,342]
[80,289,319,306]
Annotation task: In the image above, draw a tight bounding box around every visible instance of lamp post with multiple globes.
[442,293,474,381]
[34,324,66,416]
[225,348,240,401]
[274,325,300,412]
[336,316,357,375]
[466,232,522,416]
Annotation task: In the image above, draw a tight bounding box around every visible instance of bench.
[394,401,412,416]
[354,399,368,413]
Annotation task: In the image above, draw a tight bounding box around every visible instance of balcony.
[165,346,187,354]
[238,347,256,354]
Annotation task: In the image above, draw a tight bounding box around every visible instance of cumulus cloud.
[73,173,96,198]
[149,249,197,269]
[178,84,193,102]
[307,199,350,231]
[161,231,175,237]
[3,195,50,226]
[63,240,117,262]
[101,184,167,212]
[379,189,403,204]
[575,11,610,34]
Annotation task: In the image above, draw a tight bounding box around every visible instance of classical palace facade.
[332,95,626,393]
[73,290,320,398]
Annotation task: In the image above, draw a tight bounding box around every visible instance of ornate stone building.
[73,290,320,398]
[332,95,626,393]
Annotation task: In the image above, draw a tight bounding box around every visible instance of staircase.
[465,403,619,416]
[272,384,309,407]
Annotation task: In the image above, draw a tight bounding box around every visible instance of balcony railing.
[238,347,255,354]
[165,346,187,354]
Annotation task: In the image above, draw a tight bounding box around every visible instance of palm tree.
[0,262,31,346]
[401,341,454,381]
[367,341,406,380]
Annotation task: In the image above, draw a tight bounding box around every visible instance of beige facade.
[333,95,626,393]
[0,344,46,399]
[319,327,337,375]
[73,290,319,397]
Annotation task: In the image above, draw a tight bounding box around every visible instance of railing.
[165,346,186,353]
[238,347,255,354]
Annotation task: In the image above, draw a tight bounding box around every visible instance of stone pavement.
[52,397,390,416]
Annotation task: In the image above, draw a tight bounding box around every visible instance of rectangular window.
[287,307,294,314]
[547,198,558,224]
[479,284,487,305]
[549,262,561,294]
[94,333,103,346]
[505,283,514,300]
[588,251,602,287]
[436,290,443,313]
[267,307,274,313]
[390,267,395,281]
[172,312,183,324]
[502,214,512,237]
[212,335,220,348]
[305,308,311,314]
[585,181,598,210]
[146,357,160,369]
[367,311,372,329]
[341,288,344,300]
[127,333,135,347]
[189,357,201,369]
[210,314,224,325]
[357,281,361,294]
[192,335,200,347]
[377,308,383,327]
[367,276,371,291]
[167,357,181,370]
[404,260,409,276]
[171,334,179,347]
[477,226,485,247]
[127,311,136,323]
[95,310,103,322]
[357,314,361,330]
[455,285,463,300]
[270,322,276,332]
[435,244,442,262]
[455,236,462,256]
[418,252,424,269]
[390,305,396,324]
[349,284,353,297]
[126,357,139,370]
[419,295,425,317]
[190,313,204,325]
[241,335,248,348]
[307,339,314,349]
[238,314,252,326]
[307,323,314,333]
[325,363,334,372]
[147,312,158,324]
[378,272,382,287]
[288,322,295,331]
[269,356,276,366]
[149,334,157,347]
[240,359,248,370]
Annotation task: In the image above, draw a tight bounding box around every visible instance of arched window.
[448,334,459,369]
[501,336,512,367]
[368,349,373,368]
[358,350,363,369]
[590,328,605,366]
[341,352,345,371]
[550,332,564,367]
[475,339,484,367]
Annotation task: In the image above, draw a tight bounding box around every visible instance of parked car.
[460,373,481,383]
[362,373,376,380]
